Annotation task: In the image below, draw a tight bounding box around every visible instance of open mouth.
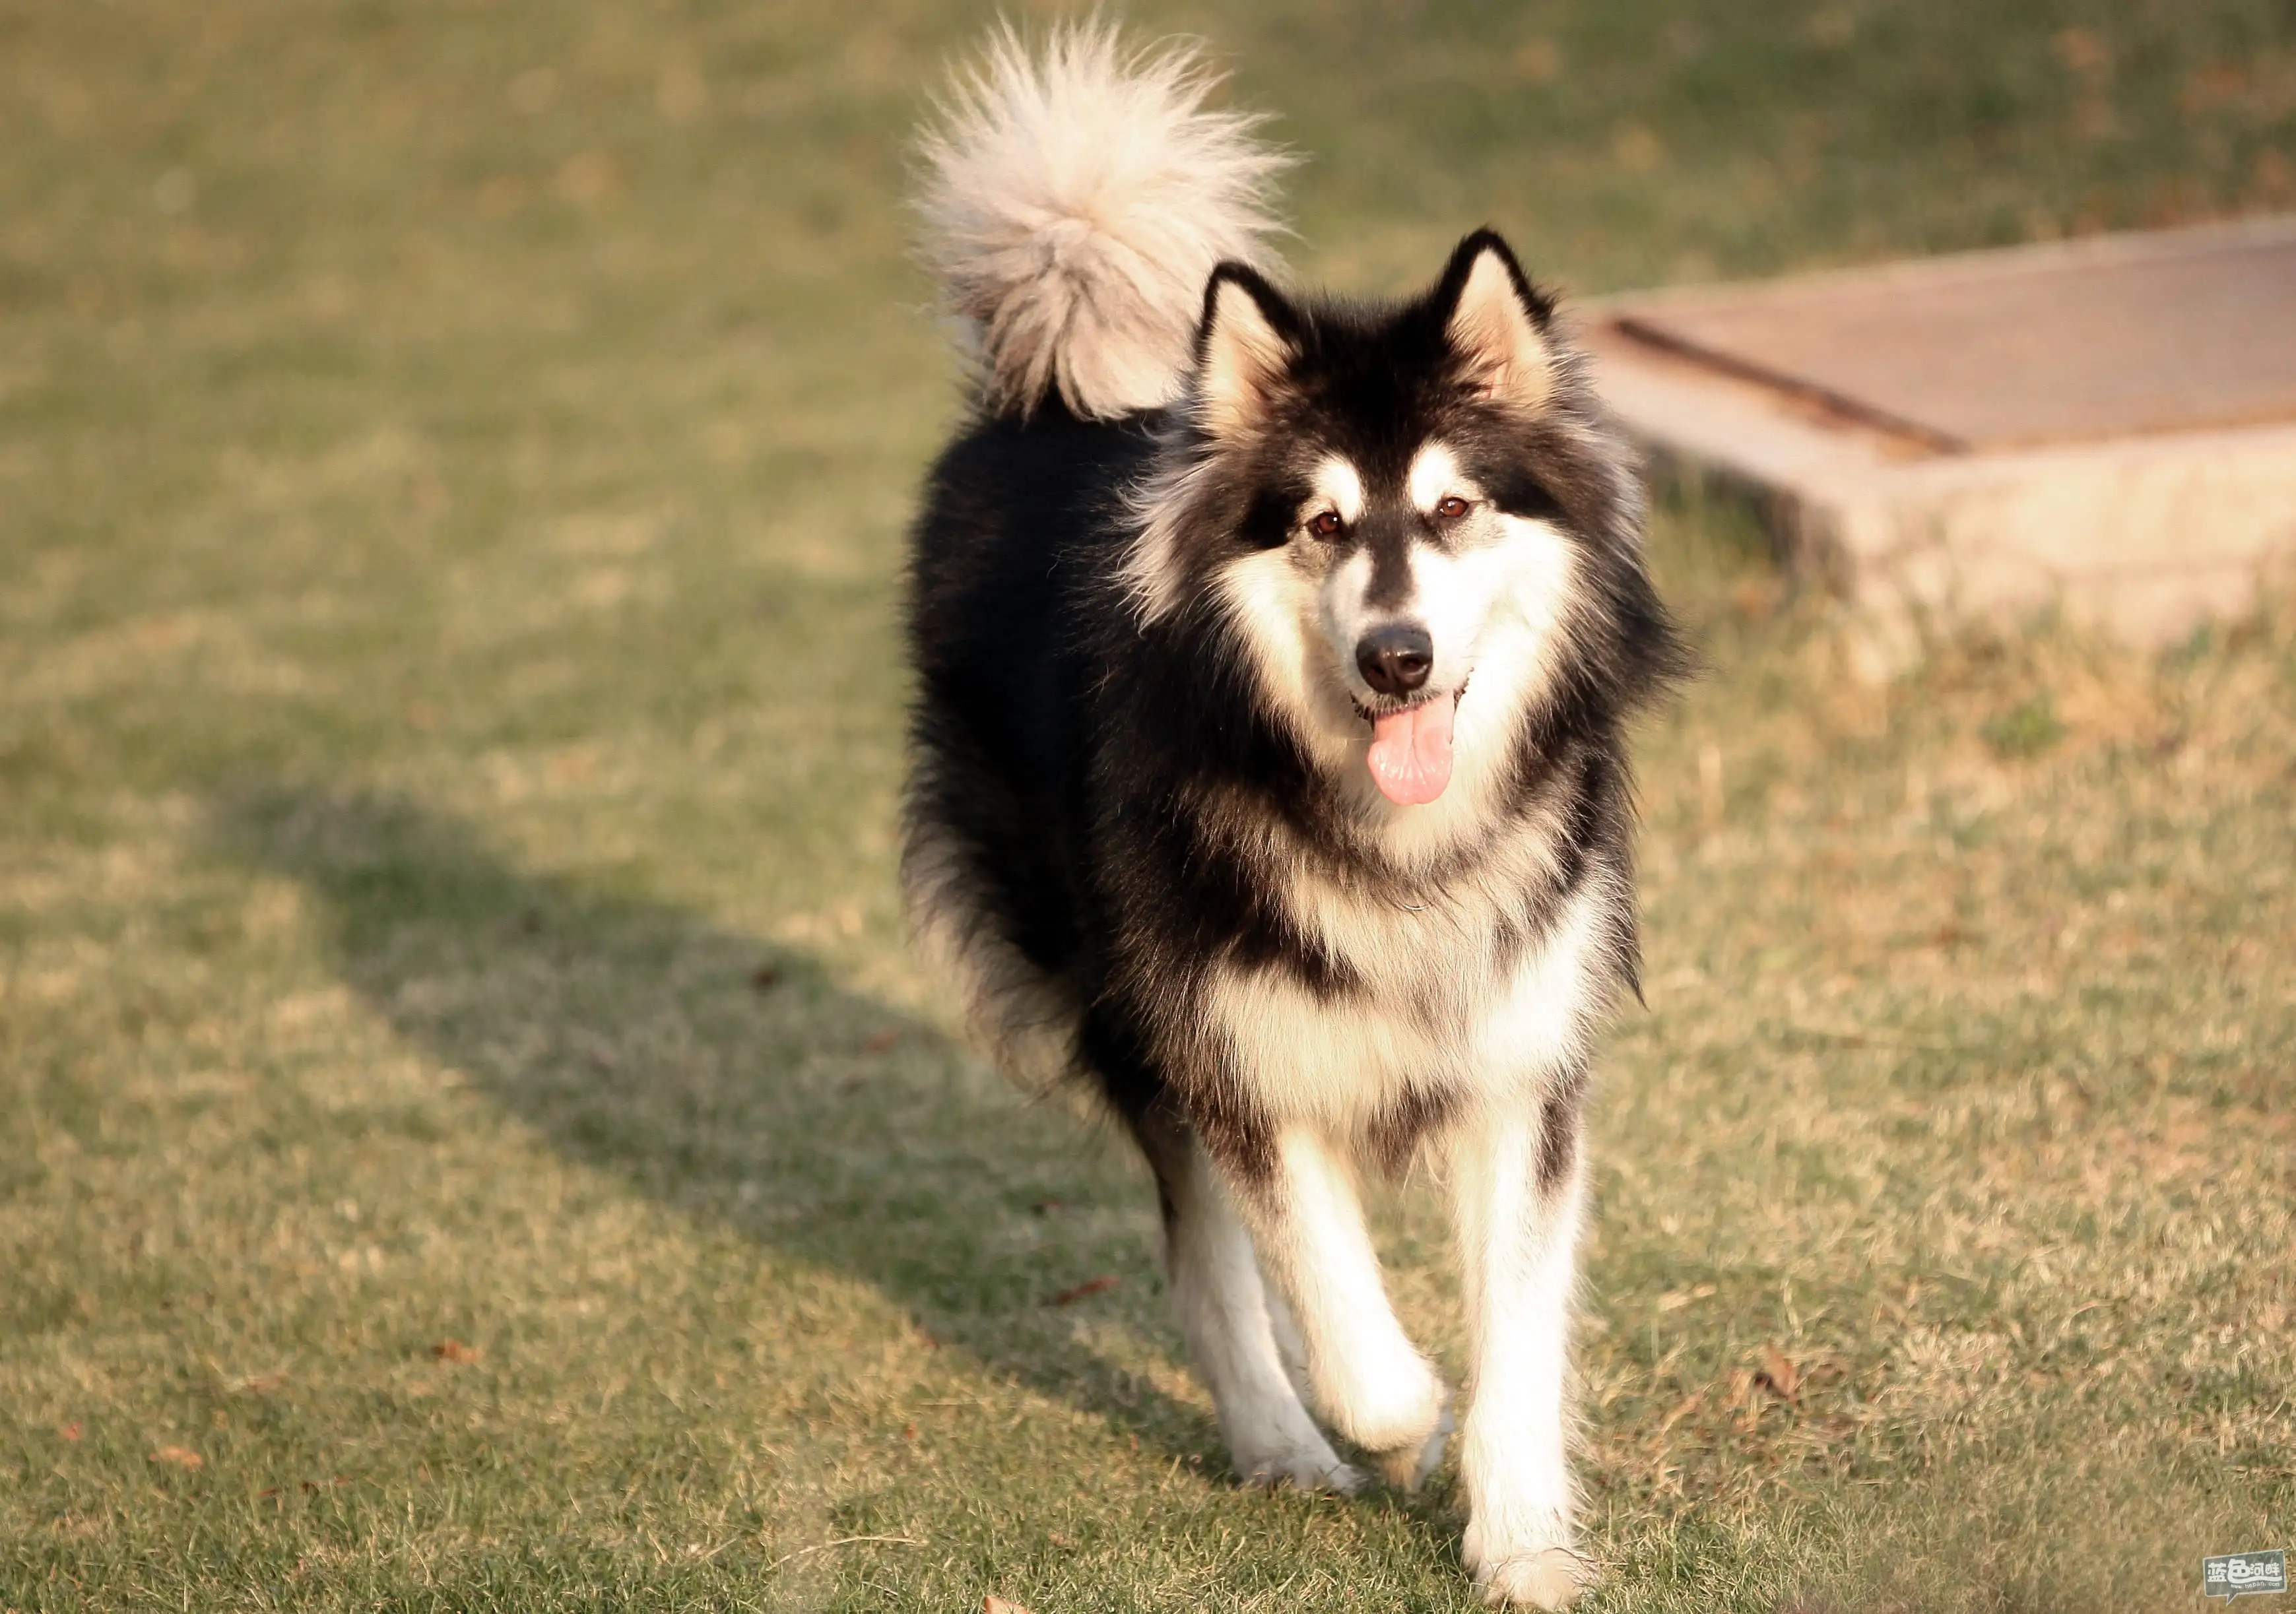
[1355,687,1460,807]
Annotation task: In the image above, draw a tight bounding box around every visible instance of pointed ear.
[1437,230,1556,413]
[1195,265,1299,438]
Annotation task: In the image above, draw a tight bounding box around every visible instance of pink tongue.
[1367,698,1455,806]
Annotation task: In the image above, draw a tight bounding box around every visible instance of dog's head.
[1123,231,1655,820]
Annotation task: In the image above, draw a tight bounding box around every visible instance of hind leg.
[1227,1125,1451,1487]
[1136,1112,1365,1493]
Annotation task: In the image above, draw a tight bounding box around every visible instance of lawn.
[3,1,2292,1609]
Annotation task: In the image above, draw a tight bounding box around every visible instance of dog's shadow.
[214,784,1208,1460]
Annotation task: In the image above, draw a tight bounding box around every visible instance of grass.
[3,0,2292,1609]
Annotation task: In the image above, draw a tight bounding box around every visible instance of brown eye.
[1308,510,1344,538]
[1434,495,1472,521]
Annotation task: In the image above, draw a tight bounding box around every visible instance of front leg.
[1449,1093,1594,1609]
[1134,1110,1365,1493]
[1229,1124,1451,1486]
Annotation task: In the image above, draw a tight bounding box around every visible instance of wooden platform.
[1582,216,2296,668]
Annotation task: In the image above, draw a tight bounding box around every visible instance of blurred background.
[3,3,2291,1611]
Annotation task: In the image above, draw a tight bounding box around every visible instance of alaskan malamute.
[902,26,1680,1608]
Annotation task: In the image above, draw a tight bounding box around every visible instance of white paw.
[1323,1350,1446,1456]
[1473,1547,1594,1609]
[1369,1394,1453,1492]
[1237,1444,1366,1495]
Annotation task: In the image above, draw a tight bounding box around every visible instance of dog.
[901,26,1680,1609]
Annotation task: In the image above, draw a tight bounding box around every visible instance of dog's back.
[903,26,1291,1080]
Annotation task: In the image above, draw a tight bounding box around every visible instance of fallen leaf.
[554,149,620,205]
[2052,24,2109,75]
[1759,1341,1802,1400]
[749,964,781,991]
[430,1338,482,1364]
[1048,1275,1118,1307]
[1513,36,1561,83]
[1731,577,1782,620]
[1028,1197,1066,1216]
[59,1422,82,1442]
[264,1475,352,1501]
[985,1599,1035,1614]
[149,1446,203,1469]
[863,1028,900,1054]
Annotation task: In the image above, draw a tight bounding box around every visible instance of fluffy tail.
[915,23,1291,421]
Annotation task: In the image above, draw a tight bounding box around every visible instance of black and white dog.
[902,27,1679,1609]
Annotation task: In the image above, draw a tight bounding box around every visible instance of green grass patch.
[1982,692,2067,758]
[3,1,2292,1609]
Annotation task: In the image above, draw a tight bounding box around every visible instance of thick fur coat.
[902,26,1680,1609]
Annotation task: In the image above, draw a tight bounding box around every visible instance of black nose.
[1356,623,1433,696]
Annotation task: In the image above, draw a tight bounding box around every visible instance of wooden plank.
[1603,218,2296,451]
[1580,218,2296,664]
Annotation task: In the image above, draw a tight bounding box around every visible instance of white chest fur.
[1196,861,1610,1136]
